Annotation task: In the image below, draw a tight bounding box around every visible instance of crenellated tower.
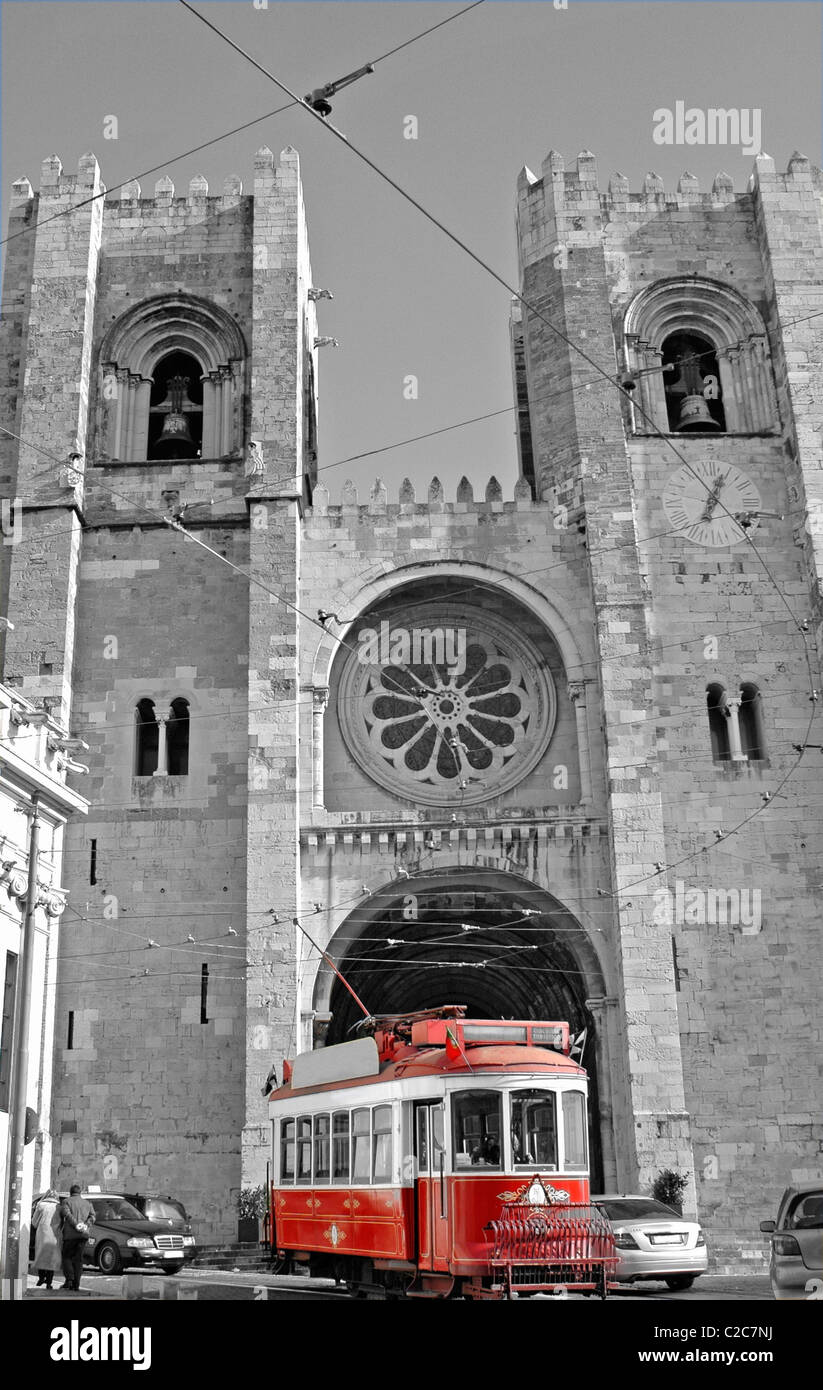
[1,144,821,1266]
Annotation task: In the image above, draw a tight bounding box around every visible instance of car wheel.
[159,1264,183,1274]
[96,1241,123,1276]
[664,1275,696,1291]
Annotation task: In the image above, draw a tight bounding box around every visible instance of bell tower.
[514,148,823,1266]
[0,146,318,1239]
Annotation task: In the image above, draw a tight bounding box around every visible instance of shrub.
[652,1169,689,1215]
[237,1185,267,1220]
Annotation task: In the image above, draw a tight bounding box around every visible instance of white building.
[0,682,87,1291]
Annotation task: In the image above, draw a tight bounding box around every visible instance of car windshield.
[595,1198,681,1222]
[91,1198,142,1222]
[143,1200,186,1222]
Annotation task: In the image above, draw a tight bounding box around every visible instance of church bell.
[153,374,197,458]
[675,393,722,432]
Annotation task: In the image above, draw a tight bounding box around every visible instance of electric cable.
[0,1,486,250]
[174,0,819,902]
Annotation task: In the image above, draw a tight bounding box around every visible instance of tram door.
[414,1102,450,1271]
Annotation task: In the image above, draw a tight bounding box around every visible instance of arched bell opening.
[148,350,204,459]
[311,871,610,1188]
[662,330,725,432]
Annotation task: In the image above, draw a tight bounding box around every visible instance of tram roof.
[268,1042,585,1105]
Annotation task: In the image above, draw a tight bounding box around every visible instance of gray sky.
[2,0,821,496]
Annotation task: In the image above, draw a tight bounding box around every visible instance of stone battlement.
[518,147,823,211]
[310,474,537,515]
[8,145,301,212]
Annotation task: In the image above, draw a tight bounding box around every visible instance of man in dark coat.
[59,1185,94,1291]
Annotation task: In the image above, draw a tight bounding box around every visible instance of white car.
[592,1195,708,1290]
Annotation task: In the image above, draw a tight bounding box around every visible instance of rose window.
[338,604,555,806]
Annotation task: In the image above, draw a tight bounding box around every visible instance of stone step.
[190,1242,272,1271]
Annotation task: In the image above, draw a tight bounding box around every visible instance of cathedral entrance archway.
[311,869,612,1188]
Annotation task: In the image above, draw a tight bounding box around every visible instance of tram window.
[511,1090,558,1169]
[416,1108,429,1170]
[372,1105,393,1183]
[352,1108,371,1183]
[296,1116,313,1185]
[314,1114,331,1183]
[332,1111,350,1184]
[432,1106,445,1171]
[562,1091,588,1171]
[452,1090,502,1169]
[281,1119,295,1184]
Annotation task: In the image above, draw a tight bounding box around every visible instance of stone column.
[153,719,168,776]
[723,695,746,762]
[585,995,619,1191]
[220,368,234,456]
[311,687,328,809]
[567,680,592,805]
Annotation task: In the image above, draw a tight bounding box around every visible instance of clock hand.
[701,473,728,521]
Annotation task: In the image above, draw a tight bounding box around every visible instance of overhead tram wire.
[4,423,818,716]
[175,0,820,898]
[2,17,818,892]
[174,0,812,642]
[0,2,485,252]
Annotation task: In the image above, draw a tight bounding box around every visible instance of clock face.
[662,459,761,547]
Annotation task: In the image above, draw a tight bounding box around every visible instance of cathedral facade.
[1,143,821,1266]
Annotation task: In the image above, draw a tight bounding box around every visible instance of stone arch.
[306,867,615,1186]
[310,561,588,693]
[100,292,247,377]
[623,275,777,433]
[96,293,248,461]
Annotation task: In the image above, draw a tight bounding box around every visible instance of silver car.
[592,1195,708,1290]
[761,1184,823,1301]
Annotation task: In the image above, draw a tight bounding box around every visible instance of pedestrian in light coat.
[32,1189,62,1288]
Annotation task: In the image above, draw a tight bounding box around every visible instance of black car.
[79,1193,196,1274]
[120,1193,194,1237]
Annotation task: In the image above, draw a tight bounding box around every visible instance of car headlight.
[182,1236,195,1246]
[696,1228,706,1247]
[126,1237,154,1248]
[613,1230,639,1249]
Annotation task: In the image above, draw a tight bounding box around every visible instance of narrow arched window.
[135,699,159,776]
[739,683,765,759]
[662,330,726,432]
[166,697,190,776]
[148,351,204,460]
[707,684,730,761]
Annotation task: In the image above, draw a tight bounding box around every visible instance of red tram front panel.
[448,1173,589,1274]
[273,1185,415,1260]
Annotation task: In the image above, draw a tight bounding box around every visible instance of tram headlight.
[612,1230,639,1249]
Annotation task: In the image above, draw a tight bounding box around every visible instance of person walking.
[59,1185,94,1292]
[32,1189,63,1289]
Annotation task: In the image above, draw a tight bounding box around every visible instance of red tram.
[268,1006,617,1299]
